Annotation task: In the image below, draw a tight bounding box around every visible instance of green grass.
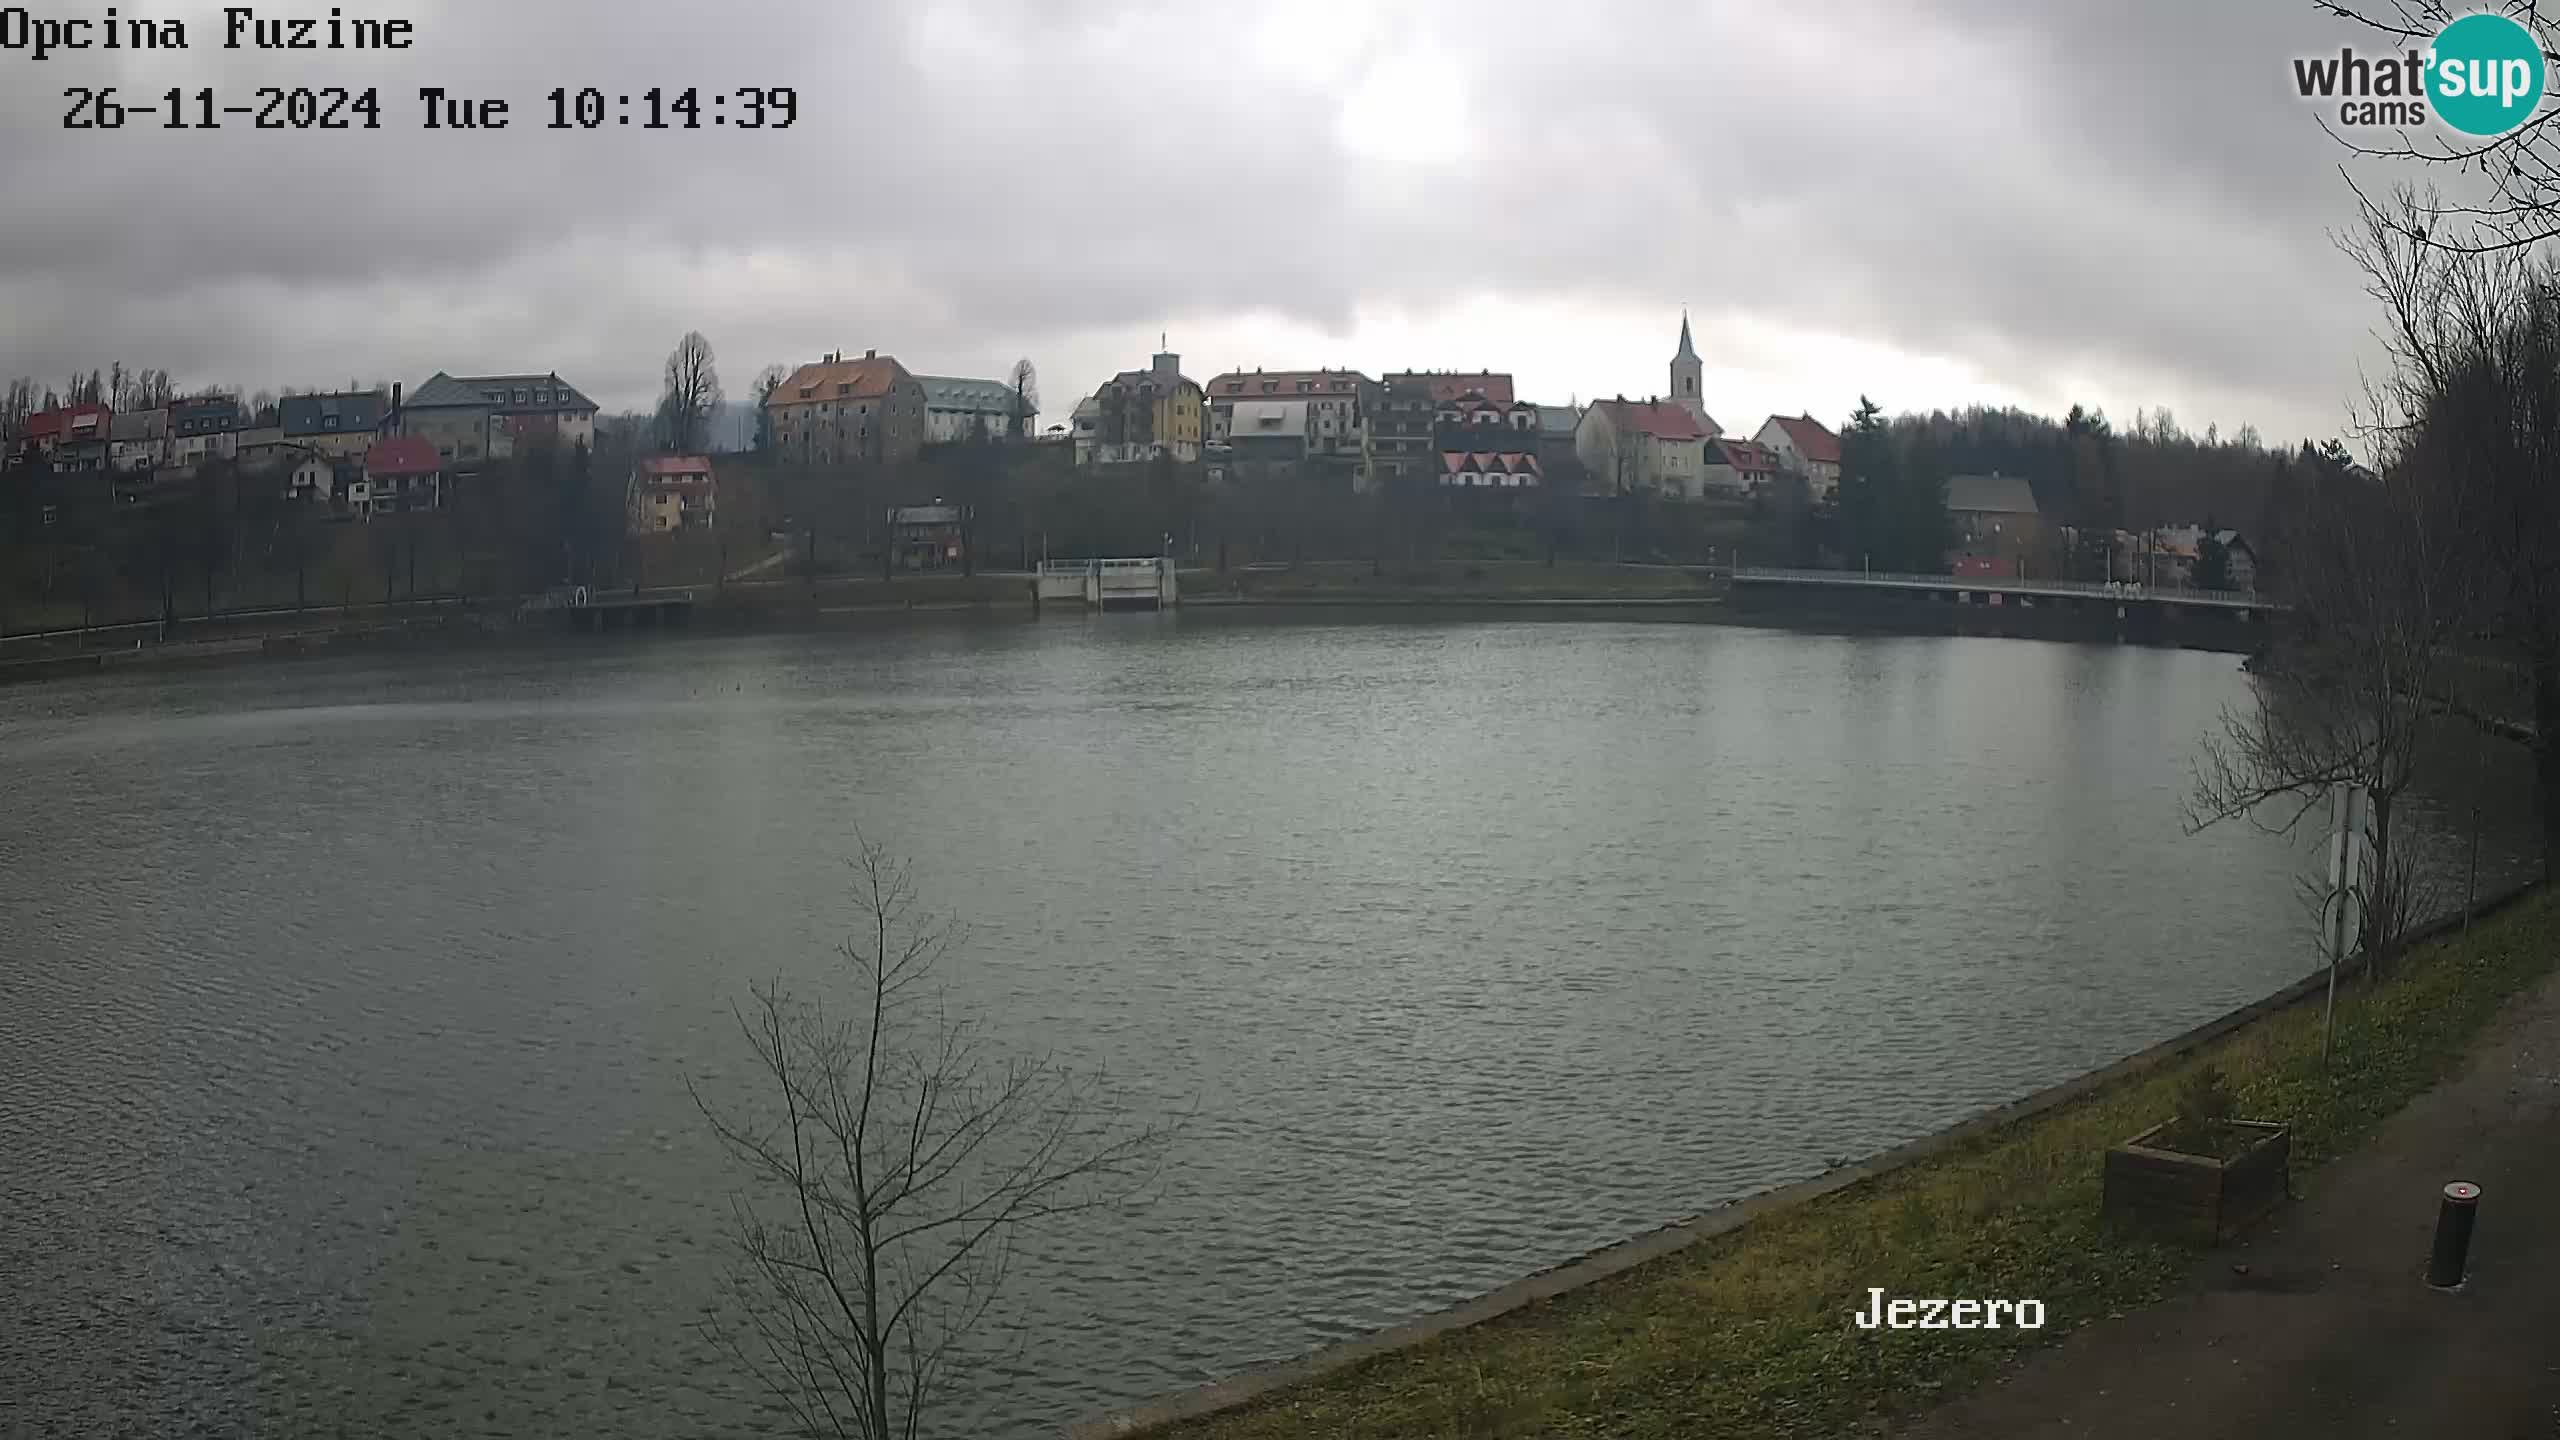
[1155,890,2560,1440]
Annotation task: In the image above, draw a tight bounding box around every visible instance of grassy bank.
[1145,889,2560,1440]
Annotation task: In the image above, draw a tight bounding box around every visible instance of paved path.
[1897,964,2560,1440]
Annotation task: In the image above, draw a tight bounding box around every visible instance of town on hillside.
[0,316,2290,629]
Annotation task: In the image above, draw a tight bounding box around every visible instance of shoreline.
[0,584,2265,689]
[1073,877,2548,1439]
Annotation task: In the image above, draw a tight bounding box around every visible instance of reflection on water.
[0,617,2536,1437]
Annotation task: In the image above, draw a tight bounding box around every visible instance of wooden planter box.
[2102,1120,2291,1245]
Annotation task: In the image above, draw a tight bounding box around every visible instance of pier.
[520,586,699,631]
[1035,558,1178,611]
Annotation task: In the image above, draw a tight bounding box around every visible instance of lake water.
[0,613,2538,1437]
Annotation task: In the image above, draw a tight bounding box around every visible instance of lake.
[0,613,2537,1437]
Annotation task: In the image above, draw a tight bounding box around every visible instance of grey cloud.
[0,0,2411,435]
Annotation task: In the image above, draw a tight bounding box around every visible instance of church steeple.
[1670,310,1705,423]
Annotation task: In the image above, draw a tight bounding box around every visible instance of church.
[1569,315,1725,497]
[1667,311,1719,435]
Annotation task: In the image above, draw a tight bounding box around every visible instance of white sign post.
[2323,783,2370,1063]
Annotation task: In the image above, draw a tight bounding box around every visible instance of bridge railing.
[1039,558,1168,577]
[1727,564,2263,606]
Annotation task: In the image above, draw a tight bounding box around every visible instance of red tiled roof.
[636,455,713,476]
[1385,371,1515,407]
[365,436,441,474]
[1766,414,1841,465]
[773,355,912,405]
[1206,368,1373,397]
[1711,438,1779,472]
[23,404,112,442]
[1439,449,1541,474]
[1593,398,1707,443]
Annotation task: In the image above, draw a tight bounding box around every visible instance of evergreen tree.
[1837,396,1894,570]
[1891,427,1953,572]
[2193,520,2231,591]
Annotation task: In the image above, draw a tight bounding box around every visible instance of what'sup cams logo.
[2294,11,2547,135]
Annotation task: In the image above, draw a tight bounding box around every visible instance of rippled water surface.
[1,615,2538,1437]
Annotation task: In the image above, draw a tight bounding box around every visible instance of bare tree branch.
[691,839,1178,1438]
[659,331,724,456]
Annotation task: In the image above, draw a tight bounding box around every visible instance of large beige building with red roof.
[765,350,928,466]
[1575,397,1716,498]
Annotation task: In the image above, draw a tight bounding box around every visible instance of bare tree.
[660,331,724,456]
[752,364,791,454]
[2317,0,2560,252]
[2343,184,2560,873]
[691,842,1172,1440]
[1007,358,1038,440]
[2187,426,2468,980]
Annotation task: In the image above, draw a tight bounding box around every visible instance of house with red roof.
[13,403,113,470]
[1574,396,1715,498]
[1204,368,1372,465]
[627,455,716,536]
[362,435,444,517]
[1438,449,1542,493]
[1380,370,1515,408]
[765,350,928,466]
[1753,414,1843,499]
[1703,437,1783,497]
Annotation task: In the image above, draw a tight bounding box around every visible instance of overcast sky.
[0,0,2437,445]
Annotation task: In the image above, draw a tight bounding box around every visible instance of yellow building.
[1073,346,1204,466]
[627,455,716,536]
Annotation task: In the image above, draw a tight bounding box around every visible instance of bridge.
[1728,565,2274,612]
[1035,558,1178,611]
[1724,566,2277,651]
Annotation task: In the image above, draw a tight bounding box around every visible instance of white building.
[1439,450,1542,490]
[1754,415,1843,500]
[1204,369,1370,460]
[401,372,600,468]
[281,449,336,504]
[916,375,1029,444]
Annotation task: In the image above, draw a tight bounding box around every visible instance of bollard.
[2427,1181,2481,1289]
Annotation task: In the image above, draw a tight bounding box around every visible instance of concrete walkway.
[1896,963,2560,1440]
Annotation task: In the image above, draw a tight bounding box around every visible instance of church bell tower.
[1670,311,1705,425]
